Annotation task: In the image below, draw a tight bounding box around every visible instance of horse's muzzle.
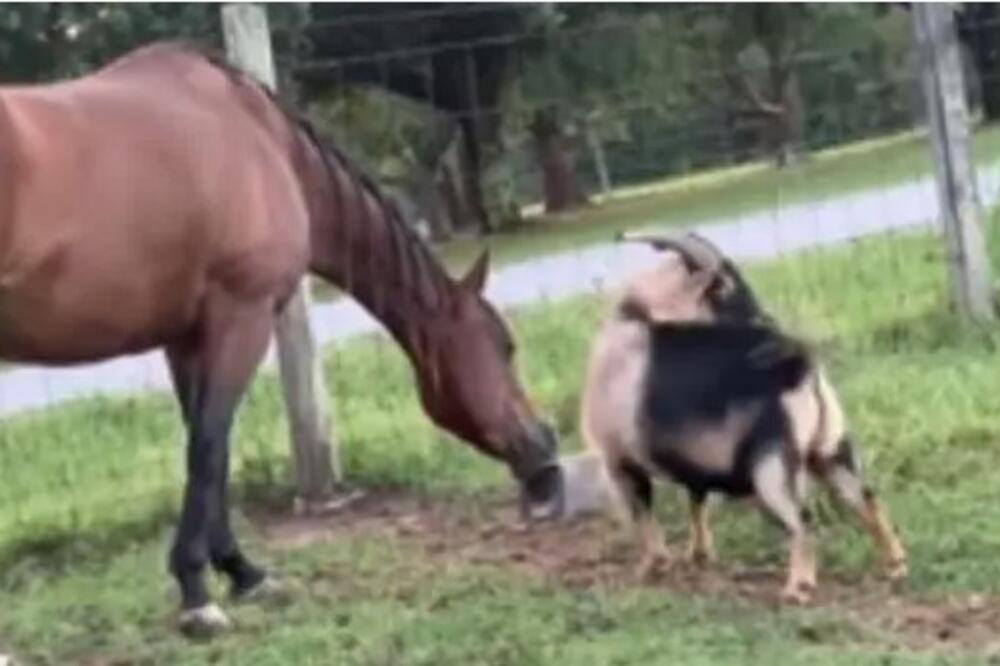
[510,420,565,522]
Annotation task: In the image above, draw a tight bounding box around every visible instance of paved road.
[2,167,997,417]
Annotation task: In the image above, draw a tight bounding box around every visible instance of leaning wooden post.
[913,3,995,323]
[221,4,341,503]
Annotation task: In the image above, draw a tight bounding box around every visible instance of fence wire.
[2,6,999,569]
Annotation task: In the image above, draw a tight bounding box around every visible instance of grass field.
[430,125,1000,272]
[4,204,1000,664]
[305,125,1000,303]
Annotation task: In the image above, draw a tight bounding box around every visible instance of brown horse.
[0,42,563,636]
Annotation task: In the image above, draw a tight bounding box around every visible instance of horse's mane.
[152,40,459,316]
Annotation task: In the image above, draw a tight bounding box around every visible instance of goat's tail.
[810,365,847,461]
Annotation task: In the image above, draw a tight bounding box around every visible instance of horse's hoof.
[178,603,232,639]
[233,575,292,606]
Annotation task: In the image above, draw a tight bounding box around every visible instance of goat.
[578,230,906,602]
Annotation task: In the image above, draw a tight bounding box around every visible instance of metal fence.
[278,6,927,230]
[2,4,999,565]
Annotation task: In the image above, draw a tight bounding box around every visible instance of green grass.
[9,533,983,666]
[6,531,991,666]
[432,125,1000,272]
[5,214,1000,663]
[311,126,1000,303]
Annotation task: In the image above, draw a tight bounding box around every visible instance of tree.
[504,6,683,212]
[0,4,215,82]
[290,3,543,233]
[666,4,817,167]
[956,3,1000,123]
[0,3,308,83]
[307,85,463,241]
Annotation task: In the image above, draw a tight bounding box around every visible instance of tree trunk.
[436,130,477,237]
[437,161,464,238]
[724,52,805,168]
[407,114,462,242]
[585,121,613,195]
[957,3,1000,122]
[530,106,586,214]
[411,162,452,242]
[771,68,805,167]
[457,115,491,235]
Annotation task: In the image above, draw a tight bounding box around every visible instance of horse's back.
[0,43,308,363]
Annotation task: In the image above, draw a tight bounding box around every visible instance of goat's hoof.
[686,545,716,569]
[780,582,814,606]
[636,552,673,582]
[233,574,291,606]
[884,559,908,582]
[178,603,232,639]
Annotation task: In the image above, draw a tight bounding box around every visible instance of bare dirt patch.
[250,488,1000,656]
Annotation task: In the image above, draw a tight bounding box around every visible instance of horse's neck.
[0,94,12,167]
[303,142,455,354]
[0,95,14,251]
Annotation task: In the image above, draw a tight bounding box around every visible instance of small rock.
[395,515,423,535]
[968,594,987,611]
[294,489,366,517]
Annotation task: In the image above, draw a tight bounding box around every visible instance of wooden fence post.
[221,4,341,503]
[913,3,995,323]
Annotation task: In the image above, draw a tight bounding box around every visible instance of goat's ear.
[687,267,719,298]
[461,249,490,293]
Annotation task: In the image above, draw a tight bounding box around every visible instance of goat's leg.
[819,437,906,580]
[686,490,716,567]
[605,459,671,581]
[752,451,816,603]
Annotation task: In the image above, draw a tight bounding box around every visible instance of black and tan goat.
[578,231,906,602]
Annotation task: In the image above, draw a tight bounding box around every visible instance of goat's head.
[614,230,772,325]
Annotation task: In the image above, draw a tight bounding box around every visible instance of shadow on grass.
[0,503,177,592]
[0,463,307,591]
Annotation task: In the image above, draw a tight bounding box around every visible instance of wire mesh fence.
[2,4,1000,573]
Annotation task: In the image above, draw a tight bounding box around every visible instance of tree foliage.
[0,3,308,83]
[0,4,979,233]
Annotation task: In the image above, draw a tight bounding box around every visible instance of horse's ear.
[461,249,490,293]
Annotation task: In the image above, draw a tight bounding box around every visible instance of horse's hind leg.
[167,299,274,638]
[818,437,907,580]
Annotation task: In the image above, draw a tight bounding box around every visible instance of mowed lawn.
[4,206,1000,664]
[432,125,1000,271]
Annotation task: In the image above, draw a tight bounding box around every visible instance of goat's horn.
[679,232,726,268]
[616,229,722,272]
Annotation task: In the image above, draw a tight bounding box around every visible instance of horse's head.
[408,250,563,521]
